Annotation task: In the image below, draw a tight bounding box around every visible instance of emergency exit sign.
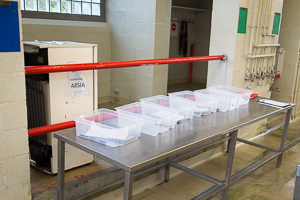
[0,1,21,52]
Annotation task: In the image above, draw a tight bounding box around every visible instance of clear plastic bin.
[195,89,239,112]
[208,85,253,105]
[74,109,143,147]
[115,102,176,136]
[193,90,219,113]
[168,91,215,117]
[140,95,195,125]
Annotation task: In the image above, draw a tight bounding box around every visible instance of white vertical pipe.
[263,0,270,36]
[255,0,263,45]
[253,0,265,77]
[269,0,276,73]
[246,0,258,79]
[260,0,270,79]
[251,0,262,78]
[266,0,273,36]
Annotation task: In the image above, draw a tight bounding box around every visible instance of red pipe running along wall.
[25,55,225,75]
[27,55,225,137]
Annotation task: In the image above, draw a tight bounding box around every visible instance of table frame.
[54,101,293,200]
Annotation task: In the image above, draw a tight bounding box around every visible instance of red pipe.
[25,55,225,75]
[28,121,75,137]
[189,44,194,83]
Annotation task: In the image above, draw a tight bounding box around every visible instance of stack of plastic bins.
[74,108,143,147]
[168,90,215,117]
[208,85,253,106]
[194,89,239,112]
[140,95,195,125]
[193,90,219,113]
[115,102,176,136]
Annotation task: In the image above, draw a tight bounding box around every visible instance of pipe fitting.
[247,79,255,89]
[222,54,227,62]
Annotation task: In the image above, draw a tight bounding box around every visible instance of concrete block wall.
[107,0,156,101]
[22,19,111,104]
[207,0,239,87]
[272,0,300,119]
[0,1,31,199]
[153,0,171,95]
[108,0,171,101]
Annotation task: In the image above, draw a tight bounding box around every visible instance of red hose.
[25,55,225,75]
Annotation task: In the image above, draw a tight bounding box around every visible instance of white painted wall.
[22,19,111,104]
[207,0,239,87]
[153,0,171,96]
[107,0,156,101]
[0,1,31,199]
[107,0,171,101]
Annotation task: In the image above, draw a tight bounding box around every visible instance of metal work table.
[54,99,294,200]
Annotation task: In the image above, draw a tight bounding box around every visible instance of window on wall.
[21,0,105,22]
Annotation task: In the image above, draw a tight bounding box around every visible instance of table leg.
[226,131,234,153]
[57,140,65,200]
[293,165,300,200]
[164,158,170,182]
[222,130,238,200]
[276,108,292,168]
[124,170,134,200]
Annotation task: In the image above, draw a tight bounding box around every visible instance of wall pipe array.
[27,54,225,137]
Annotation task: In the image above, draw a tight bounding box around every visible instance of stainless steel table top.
[54,99,294,171]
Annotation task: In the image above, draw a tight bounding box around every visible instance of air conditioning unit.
[24,41,97,174]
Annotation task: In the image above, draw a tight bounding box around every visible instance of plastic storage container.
[194,89,239,112]
[140,95,195,125]
[193,90,219,113]
[74,108,143,147]
[208,85,253,106]
[168,91,215,117]
[115,102,176,136]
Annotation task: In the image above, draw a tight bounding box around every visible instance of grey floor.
[132,119,300,200]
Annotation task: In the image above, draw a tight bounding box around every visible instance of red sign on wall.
[170,22,178,36]
[171,23,176,31]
